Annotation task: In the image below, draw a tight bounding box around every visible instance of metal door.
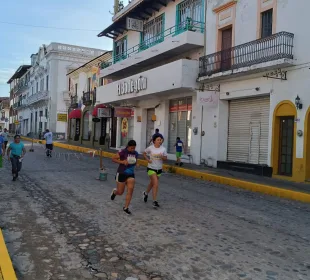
[279,117,294,176]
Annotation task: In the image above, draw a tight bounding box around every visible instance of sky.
[0,0,130,97]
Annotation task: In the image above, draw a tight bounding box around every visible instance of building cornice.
[213,0,237,13]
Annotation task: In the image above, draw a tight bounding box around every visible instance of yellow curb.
[0,230,17,280]
[20,136,310,203]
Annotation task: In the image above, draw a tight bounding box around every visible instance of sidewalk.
[0,230,17,280]
[21,137,310,203]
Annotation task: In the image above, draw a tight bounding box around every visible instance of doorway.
[146,109,155,147]
[278,117,294,176]
[220,27,232,71]
[110,116,117,148]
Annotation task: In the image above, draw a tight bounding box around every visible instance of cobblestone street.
[0,142,310,280]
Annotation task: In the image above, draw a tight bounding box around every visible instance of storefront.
[227,96,270,165]
[168,97,193,154]
[68,108,81,141]
[92,104,109,146]
[115,107,134,148]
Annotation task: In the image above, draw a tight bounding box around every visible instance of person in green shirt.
[7,135,26,181]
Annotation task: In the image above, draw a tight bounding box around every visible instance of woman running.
[110,140,138,215]
[143,134,167,208]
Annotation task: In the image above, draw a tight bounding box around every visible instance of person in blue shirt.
[0,135,4,168]
[174,137,185,166]
[7,135,26,181]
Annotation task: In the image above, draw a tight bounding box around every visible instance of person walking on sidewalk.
[1,128,9,151]
[44,129,53,157]
[7,135,26,181]
[143,134,167,208]
[174,137,185,166]
[110,140,139,215]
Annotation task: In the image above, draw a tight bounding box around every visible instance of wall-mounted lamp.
[295,95,303,110]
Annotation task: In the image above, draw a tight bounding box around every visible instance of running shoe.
[153,201,160,208]
[123,207,132,215]
[110,188,116,200]
[143,191,148,203]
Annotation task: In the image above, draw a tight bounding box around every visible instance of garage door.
[227,96,270,165]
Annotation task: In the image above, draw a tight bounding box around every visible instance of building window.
[99,77,104,86]
[87,77,91,92]
[114,36,127,63]
[75,83,78,95]
[46,75,49,90]
[82,110,91,140]
[68,77,71,91]
[36,82,39,93]
[32,87,34,95]
[261,9,273,38]
[40,78,44,91]
[177,0,203,29]
[141,14,164,48]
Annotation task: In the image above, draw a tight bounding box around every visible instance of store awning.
[69,109,82,119]
[92,104,107,117]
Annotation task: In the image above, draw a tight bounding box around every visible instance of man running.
[44,129,53,157]
[149,128,164,145]
[7,135,26,181]
[2,128,9,151]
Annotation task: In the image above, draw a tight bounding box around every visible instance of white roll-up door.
[227,96,270,165]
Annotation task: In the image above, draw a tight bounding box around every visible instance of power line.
[0,21,101,32]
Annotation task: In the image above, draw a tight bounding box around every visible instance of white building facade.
[198,0,310,182]
[97,0,205,161]
[14,43,105,139]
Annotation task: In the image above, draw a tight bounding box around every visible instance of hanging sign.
[114,107,132,118]
[121,118,128,138]
[197,91,219,108]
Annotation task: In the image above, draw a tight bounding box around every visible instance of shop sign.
[98,108,111,118]
[117,76,147,96]
[114,107,132,118]
[14,120,19,125]
[169,104,193,112]
[121,118,128,138]
[75,119,80,136]
[57,113,67,122]
[197,91,219,108]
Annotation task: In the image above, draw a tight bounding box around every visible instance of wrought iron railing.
[198,31,294,77]
[83,90,96,106]
[70,95,78,108]
[101,18,205,69]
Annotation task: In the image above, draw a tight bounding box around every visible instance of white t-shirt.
[44,132,53,144]
[145,145,167,170]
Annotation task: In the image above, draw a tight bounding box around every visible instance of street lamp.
[295,95,303,110]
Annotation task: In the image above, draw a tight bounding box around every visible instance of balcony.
[27,90,49,106]
[83,90,96,106]
[198,31,295,82]
[13,79,29,94]
[100,19,204,78]
[97,59,198,104]
[70,95,79,109]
